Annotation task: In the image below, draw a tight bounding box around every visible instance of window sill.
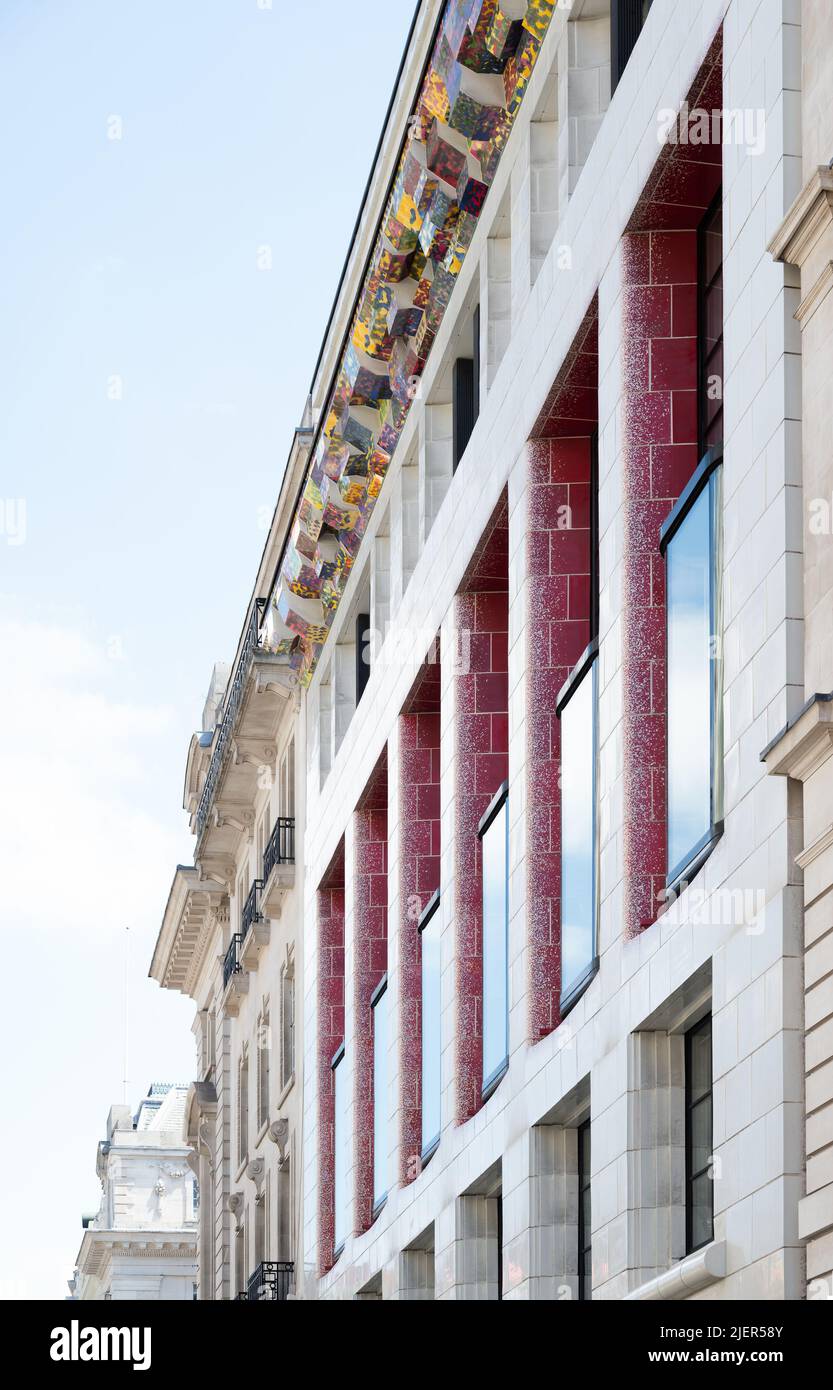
[420,1135,440,1170]
[665,824,724,905]
[481,1058,508,1104]
[235,1155,249,1183]
[622,1240,726,1301]
[254,1119,269,1151]
[277,1074,295,1108]
[559,956,599,1019]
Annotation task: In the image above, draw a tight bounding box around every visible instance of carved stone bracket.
[268,1118,289,1166]
[246,1157,266,1201]
[228,1192,244,1235]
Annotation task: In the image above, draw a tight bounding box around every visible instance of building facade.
[764,0,833,1302]
[295,0,806,1301]
[70,1085,198,1301]
[149,433,309,1301]
[150,0,831,1301]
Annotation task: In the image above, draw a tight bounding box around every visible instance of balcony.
[240,879,270,970]
[262,817,296,917]
[243,1261,294,1301]
[194,604,299,882]
[221,933,248,1016]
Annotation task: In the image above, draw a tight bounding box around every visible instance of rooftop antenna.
[122,925,130,1105]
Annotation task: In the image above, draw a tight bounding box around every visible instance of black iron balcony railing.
[245,1261,294,1301]
[263,817,295,882]
[222,933,244,990]
[241,879,264,940]
[195,602,265,845]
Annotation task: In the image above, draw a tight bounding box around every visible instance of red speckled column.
[526,305,598,1038]
[398,646,441,1180]
[317,845,345,1275]
[525,436,593,1036]
[353,754,388,1233]
[621,229,699,931]
[620,33,722,933]
[455,498,509,1122]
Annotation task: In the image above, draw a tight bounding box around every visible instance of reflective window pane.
[686,1014,713,1252]
[690,1096,712,1178]
[420,905,442,1154]
[667,485,712,878]
[333,1052,347,1252]
[690,1172,713,1252]
[578,1119,592,1302]
[560,661,597,1002]
[482,797,509,1089]
[689,1020,712,1102]
[372,986,388,1208]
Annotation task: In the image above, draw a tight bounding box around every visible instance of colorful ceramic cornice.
[263,0,556,685]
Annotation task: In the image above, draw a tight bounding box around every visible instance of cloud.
[0,611,184,934]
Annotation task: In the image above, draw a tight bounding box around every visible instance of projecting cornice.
[255,0,558,688]
[149,867,227,998]
[761,693,833,782]
[76,1228,197,1280]
[768,166,833,267]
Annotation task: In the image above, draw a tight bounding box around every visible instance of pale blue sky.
[0,0,416,1299]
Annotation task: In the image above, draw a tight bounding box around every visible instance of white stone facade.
[70,1086,198,1301]
[149,437,310,1298]
[297,0,807,1300]
[145,0,833,1303]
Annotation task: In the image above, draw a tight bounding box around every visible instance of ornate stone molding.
[150,867,229,998]
[796,259,833,327]
[762,693,833,783]
[768,166,833,268]
[228,1192,244,1235]
[268,1118,289,1165]
[231,739,277,770]
[246,1158,266,1200]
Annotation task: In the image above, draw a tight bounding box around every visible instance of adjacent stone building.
[69,1085,198,1301]
[149,430,310,1300]
[764,0,833,1302]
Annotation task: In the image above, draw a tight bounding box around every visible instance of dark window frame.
[452,303,481,474]
[577,1118,592,1301]
[685,1013,714,1254]
[611,0,653,95]
[356,612,371,704]
[660,448,725,896]
[697,188,724,459]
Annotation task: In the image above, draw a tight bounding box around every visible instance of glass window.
[332,1046,347,1254]
[257,1009,270,1128]
[281,968,295,1089]
[372,980,389,1210]
[238,1051,249,1166]
[559,655,598,1006]
[686,1014,713,1252]
[420,894,442,1156]
[480,789,509,1092]
[611,1,652,94]
[665,467,723,884]
[578,1119,592,1301]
